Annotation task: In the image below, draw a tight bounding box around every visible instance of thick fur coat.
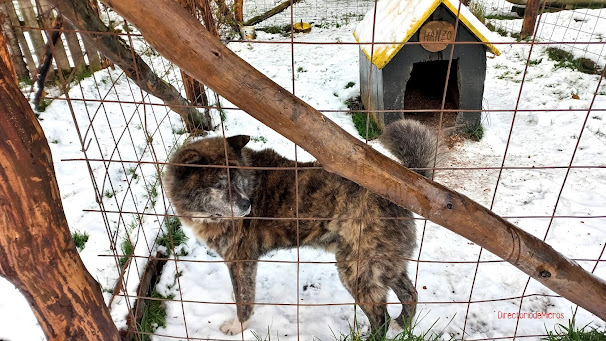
[163,119,437,336]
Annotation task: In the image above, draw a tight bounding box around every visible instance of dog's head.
[164,135,253,223]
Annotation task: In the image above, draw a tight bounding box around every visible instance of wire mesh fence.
[0,0,605,340]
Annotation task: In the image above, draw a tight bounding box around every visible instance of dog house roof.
[353,0,501,69]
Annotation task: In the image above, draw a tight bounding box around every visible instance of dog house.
[353,0,500,132]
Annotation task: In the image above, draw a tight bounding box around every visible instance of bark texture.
[101,0,606,320]
[0,42,120,341]
[176,0,215,117]
[234,0,243,23]
[0,28,18,86]
[521,0,542,38]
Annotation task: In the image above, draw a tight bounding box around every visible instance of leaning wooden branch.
[101,0,606,320]
[0,47,120,340]
[243,0,302,27]
[48,0,213,132]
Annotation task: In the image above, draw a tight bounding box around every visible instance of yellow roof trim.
[354,0,501,69]
[360,0,441,69]
[442,0,501,56]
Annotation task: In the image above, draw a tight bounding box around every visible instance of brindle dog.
[163,120,437,337]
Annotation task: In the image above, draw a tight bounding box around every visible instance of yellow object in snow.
[293,22,312,33]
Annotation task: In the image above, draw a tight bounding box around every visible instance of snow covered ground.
[1,2,605,341]
[482,0,606,65]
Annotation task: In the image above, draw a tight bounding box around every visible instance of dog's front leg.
[220,259,258,335]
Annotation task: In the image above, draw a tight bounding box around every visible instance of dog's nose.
[237,198,251,212]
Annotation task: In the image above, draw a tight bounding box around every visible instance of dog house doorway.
[403,59,460,128]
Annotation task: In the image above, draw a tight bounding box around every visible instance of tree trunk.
[101,0,606,320]
[0,39,120,341]
[234,0,243,24]
[0,28,18,86]
[176,0,212,114]
[243,0,302,27]
[48,0,213,132]
[521,0,542,39]
[214,0,238,31]
[197,0,219,37]
[0,5,30,80]
[2,0,37,78]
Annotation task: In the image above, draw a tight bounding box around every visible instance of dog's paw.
[388,319,404,335]
[220,318,249,335]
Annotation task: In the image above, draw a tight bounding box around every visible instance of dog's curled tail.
[379,119,438,179]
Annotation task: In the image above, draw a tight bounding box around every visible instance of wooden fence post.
[0,4,30,79]
[521,0,542,39]
[17,0,49,67]
[1,0,37,79]
[38,0,72,73]
[0,39,121,341]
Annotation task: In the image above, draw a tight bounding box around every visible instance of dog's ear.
[227,135,250,152]
[178,149,207,165]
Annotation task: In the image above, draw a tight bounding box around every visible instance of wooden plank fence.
[0,0,103,82]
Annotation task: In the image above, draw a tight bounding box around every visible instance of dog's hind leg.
[390,273,417,329]
[336,252,391,338]
[220,260,258,335]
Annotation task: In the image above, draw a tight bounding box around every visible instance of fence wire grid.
[0,0,605,340]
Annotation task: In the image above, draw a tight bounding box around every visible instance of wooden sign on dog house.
[353,0,500,132]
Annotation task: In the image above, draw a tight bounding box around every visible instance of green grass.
[72,68,93,83]
[213,101,227,121]
[463,123,484,141]
[172,126,187,135]
[19,77,33,86]
[144,175,160,206]
[529,58,543,66]
[297,66,307,73]
[126,166,139,181]
[119,237,134,268]
[330,317,453,341]
[486,22,509,37]
[72,231,89,251]
[545,47,601,75]
[345,81,356,89]
[35,99,53,112]
[138,291,173,341]
[545,319,606,341]
[251,136,268,143]
[157,216,188,253]
[104,189,114,198]
[346,96,381,140]
[258,24,291,35]
[485,13,519,20]
[468,2,486,24]
[352,113,381,140]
